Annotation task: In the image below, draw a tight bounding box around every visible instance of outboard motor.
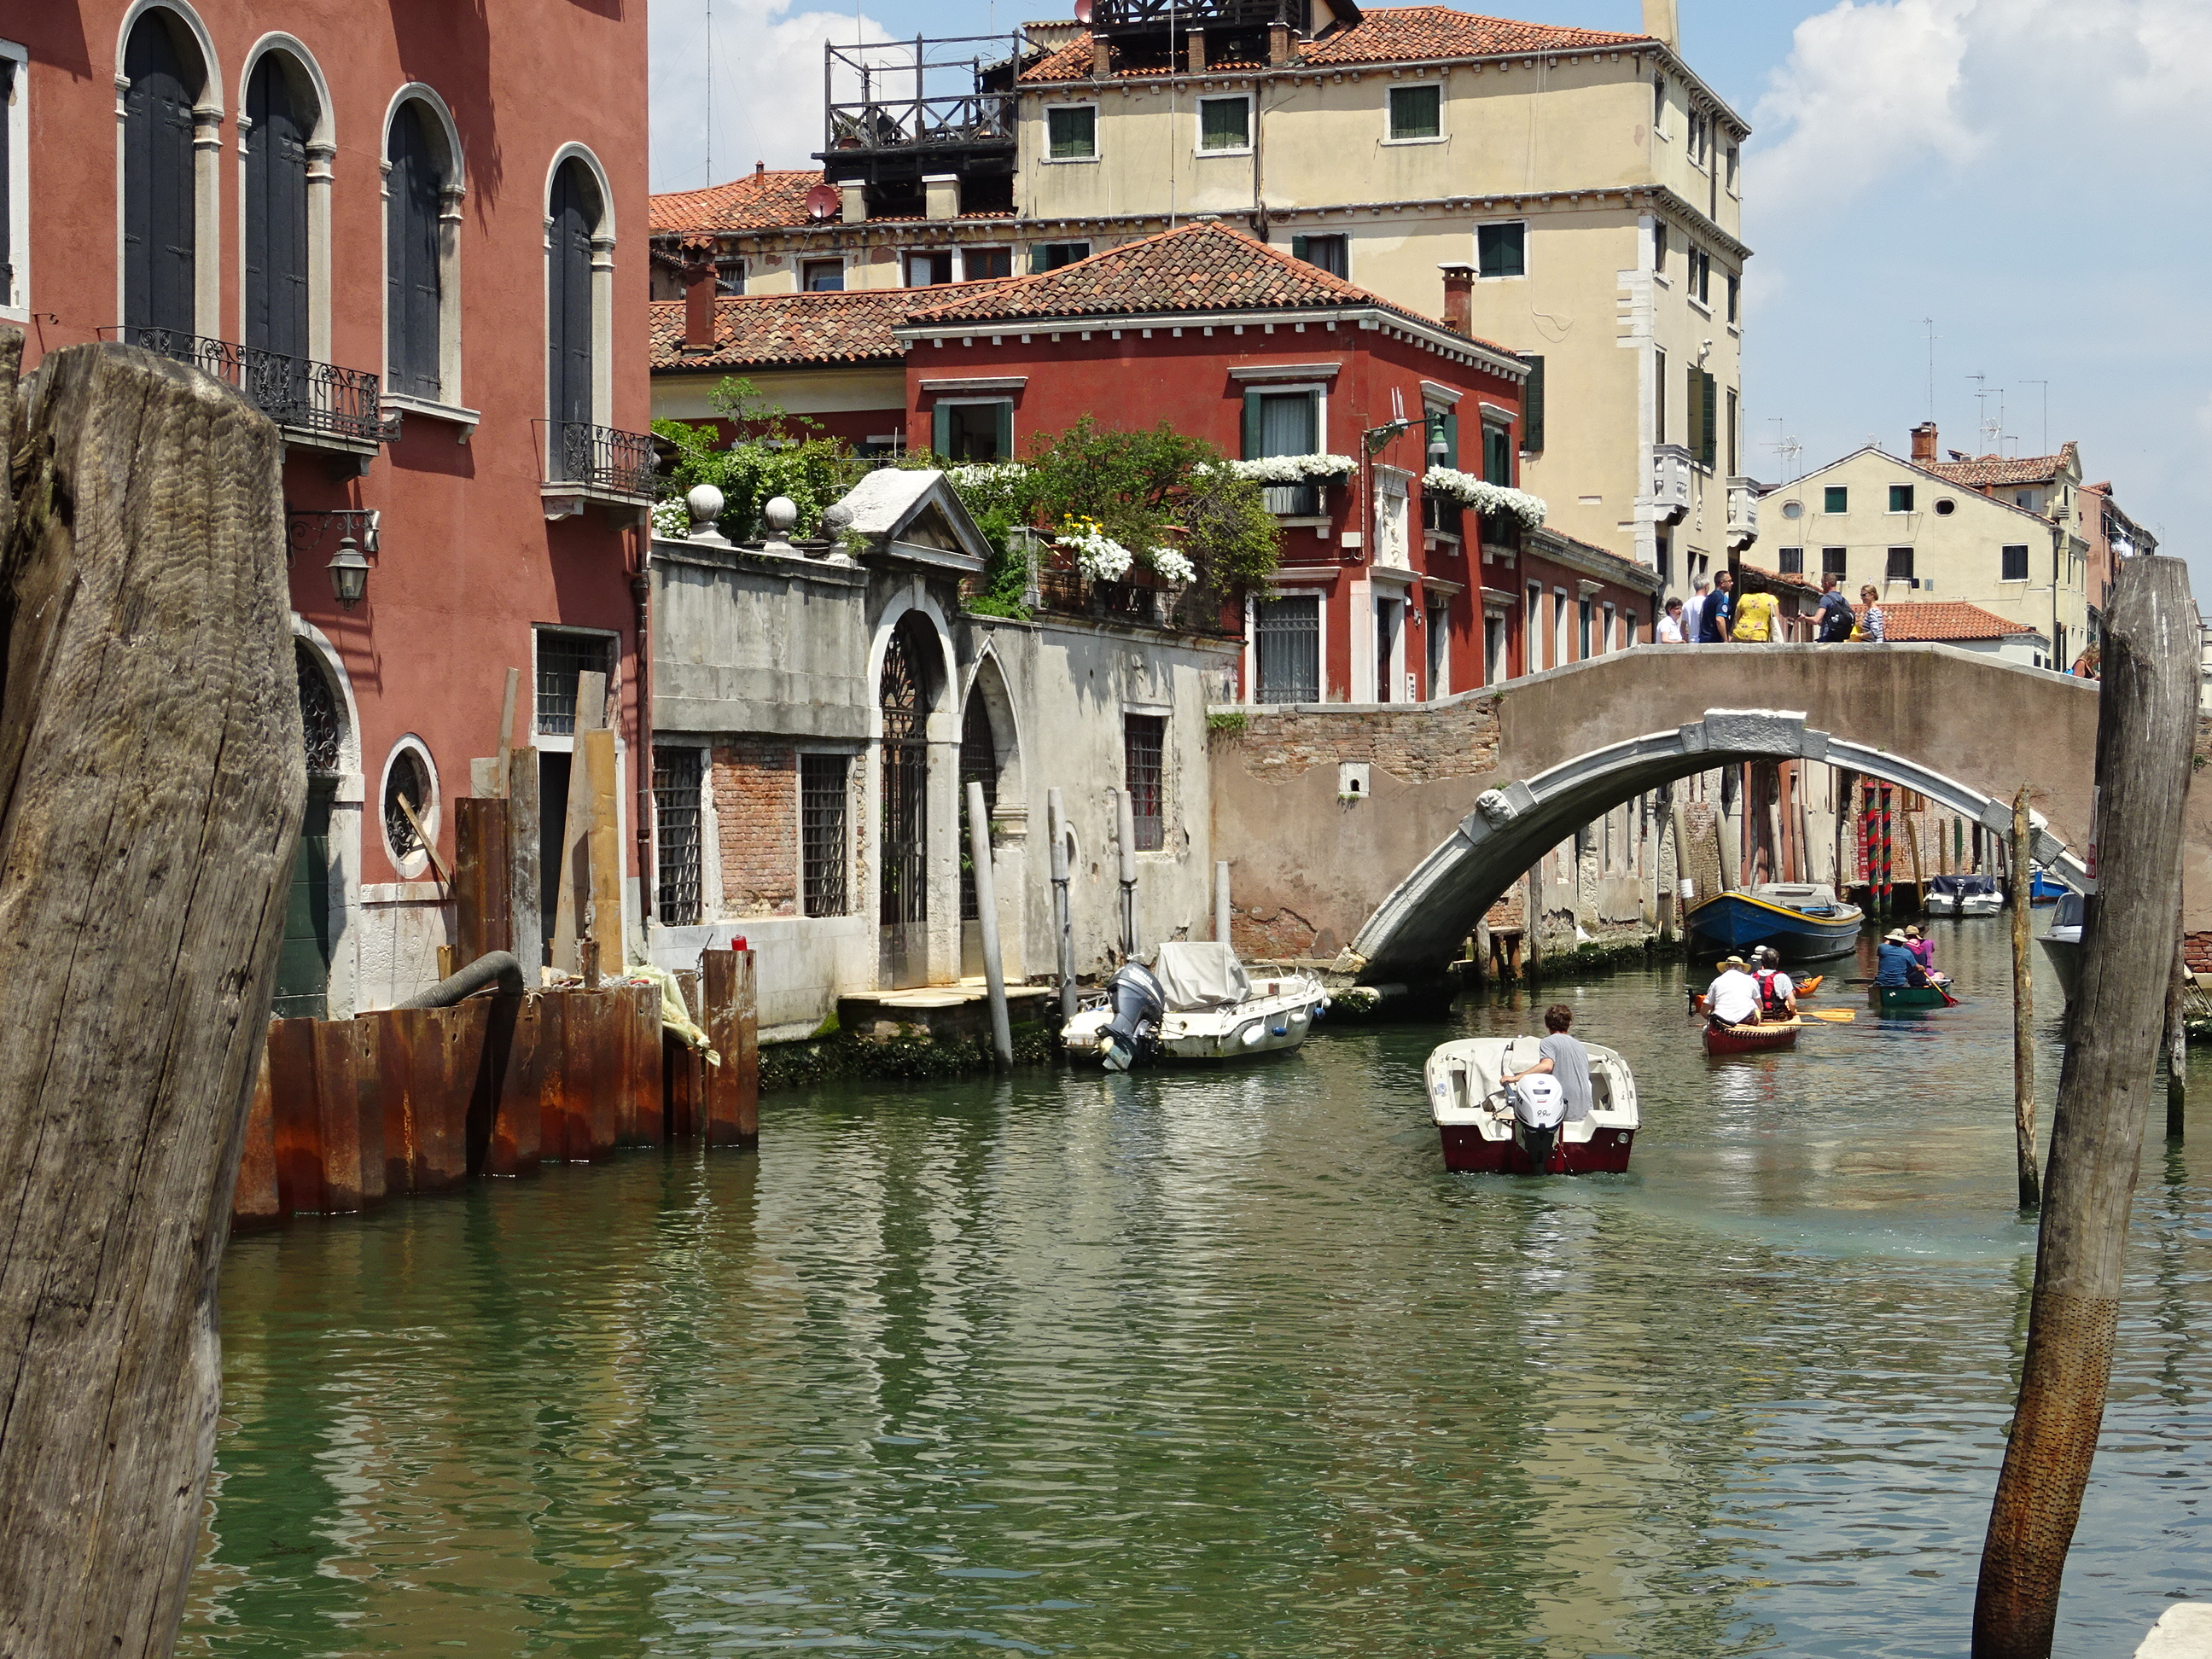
[1506,1071,1568,1174]
[1097,962,1167,1073]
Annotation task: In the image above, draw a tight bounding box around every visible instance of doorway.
[878,623,931,988]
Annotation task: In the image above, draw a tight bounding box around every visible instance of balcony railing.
[1092,0,1297,33]
[541,420,657,501]
[827,92,1014,155]
[1032,556,1234,636]
[1726,476,1760,549]
[1652,443,1691,521]
[106,327,385,448]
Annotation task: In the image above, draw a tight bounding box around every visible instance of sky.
[649,0,2212,591]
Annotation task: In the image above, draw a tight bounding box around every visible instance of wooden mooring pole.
[1972,555,2197,1657]
[1048,788,1075,1022]
[2163,917,2188,1142]
[0,342,303,1654]
[2010,787,2040,1211]
[966,781,1013,1069]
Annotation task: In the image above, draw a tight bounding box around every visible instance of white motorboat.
[1061,941,1329,1070]
[1423,1035,1641,1174]
[2038,889,2084,1001]
[1924,874,2003,917]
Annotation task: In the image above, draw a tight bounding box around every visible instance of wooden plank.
[233,1034,281,1227]
[0,341,304,1653]
[581,726,624,970]
[549,670,606,974]
[453,796,513,963]
[703,950,760,1147]
[398,793,451,888]
[486,995,547,1178]
[495,665,521,798]
[508,747,543,984]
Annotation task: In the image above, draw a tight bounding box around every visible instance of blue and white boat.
[1685,882,1865,963]
[2029,866,2069,907]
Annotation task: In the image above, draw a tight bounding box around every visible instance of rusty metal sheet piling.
[486,994,548,1177]
[267,1017,324,1216]
[311,1017,377,1213]
[628,983,665,1144]
[233,1039,279,1226]
[703,950,759,1147]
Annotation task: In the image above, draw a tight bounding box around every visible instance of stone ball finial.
[820,502,854,535]
[763,496,799,534]
[685,484,725,532]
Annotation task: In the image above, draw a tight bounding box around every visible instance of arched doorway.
[958,696,999,974]
[273,637,344,1018]
[878,620,933,988]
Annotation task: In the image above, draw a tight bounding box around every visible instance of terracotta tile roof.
[649,285,988,370]
[899,218,1505,348]
[650,170,826,235]
[1924,441,2079,490]
[1020,8,1647,82]
[1855,600,2040,642]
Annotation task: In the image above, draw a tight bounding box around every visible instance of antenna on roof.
[1765,417,1801,484]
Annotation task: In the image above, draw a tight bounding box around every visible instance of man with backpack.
[1815,573,1854,642]
[1753,947,1797,1019]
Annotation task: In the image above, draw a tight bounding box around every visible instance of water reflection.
[183,915,2210,1656]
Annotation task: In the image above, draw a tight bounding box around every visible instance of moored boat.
[1685,883,1864,963]
[1703,1018,1800,1056]
[2029,867,2069,906]
[1424,1036,1640,1174]
[2038,889,2084,1001]
[1924,873,2003,917]
[1062,942,1328,1069]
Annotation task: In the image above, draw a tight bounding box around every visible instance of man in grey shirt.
[1502,1003,1593,1122]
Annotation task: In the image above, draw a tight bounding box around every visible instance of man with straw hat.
[1703,954,1763,1029]
[1877,928,1924,990]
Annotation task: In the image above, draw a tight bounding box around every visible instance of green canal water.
[183,918,2212,1656]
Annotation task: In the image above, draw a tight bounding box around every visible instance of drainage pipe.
[396,951,527,1010]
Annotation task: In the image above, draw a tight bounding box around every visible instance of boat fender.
[1239,1023,1265,1046]
[1272,1023,1289,1036]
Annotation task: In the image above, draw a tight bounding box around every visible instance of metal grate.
[801,754,849,918]
[878,626,929,985]
[1125,715,1166,853]
[535,629,615,736]
[543,421,658,499]
[107,326,384,444]
[655,747,703,926]
[295,639,343,773]
[383,749,429,861]
[958,699,998,922]
[1254,596,1320,704]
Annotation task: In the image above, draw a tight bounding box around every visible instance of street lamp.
[328,532,370,608]
[1427,410,1451,467]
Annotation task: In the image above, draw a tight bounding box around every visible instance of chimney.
[1437,262,1475,335]
[1186,30,1206,73]
[1268,21,1295,66]
[683,250,717,351]
[1091,35,1111,77]
[754,160,765,183]
[1911,421,1938,464]
[1641,0,1679,51]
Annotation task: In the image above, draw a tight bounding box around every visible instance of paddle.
[1798,1008,1856,1023]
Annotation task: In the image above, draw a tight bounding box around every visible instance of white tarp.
[1152,941,1252,1011]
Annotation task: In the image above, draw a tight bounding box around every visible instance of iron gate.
[879,628,928,987]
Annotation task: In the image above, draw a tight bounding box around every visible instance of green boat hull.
[1871,984,1951,1010]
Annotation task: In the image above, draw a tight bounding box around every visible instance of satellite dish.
[1074,0,1093,23]
[804,182,841,221]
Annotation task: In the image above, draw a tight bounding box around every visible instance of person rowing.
[1703,955,1765,1028]
[1877,928,1931,990]
[1753,947,1797,1019]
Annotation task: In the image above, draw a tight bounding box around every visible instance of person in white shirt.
[1656,597,1688,643]
[1703,956,1763,1027]
[1682,576,1711,645]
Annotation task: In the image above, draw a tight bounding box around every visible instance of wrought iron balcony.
[104,328,387,454]
[538,420,657,519]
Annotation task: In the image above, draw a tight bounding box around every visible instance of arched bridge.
[1208,644,2212,983]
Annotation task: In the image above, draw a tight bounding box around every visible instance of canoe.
[1870,983,1955,1011]
[1703,1018,1800,1056]
[1690,972,1823,1016]
[1685,888,1864,963]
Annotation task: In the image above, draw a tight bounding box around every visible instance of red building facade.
[5,0,652,1014]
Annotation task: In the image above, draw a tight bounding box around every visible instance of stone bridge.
[1208,643,2212,983]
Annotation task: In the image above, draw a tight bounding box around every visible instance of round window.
[1935,498,1957,515]
[1780,499,1803,519]
[381,743,436,874]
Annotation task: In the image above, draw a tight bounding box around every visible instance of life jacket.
[1754,968,1790,1018]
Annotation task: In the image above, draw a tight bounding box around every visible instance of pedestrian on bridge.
[1684,575,1711,643]
[1815,572,1855,642]
[1700,569,1737,643]
[1857,585,1886,641]
[1658,597,1688,643]
[1732,586,1779,641]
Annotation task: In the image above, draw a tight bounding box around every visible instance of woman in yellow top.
[1732,588,1779,641]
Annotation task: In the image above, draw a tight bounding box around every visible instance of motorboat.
[1703,1017,1800,1056]
[1924,873,2003,917]
[2038,889,2084,1001]
[1423,1035,1639,1174]
[1685,882,1864,963]
[1062,941,1328,1070]
[2029,866,2070,906]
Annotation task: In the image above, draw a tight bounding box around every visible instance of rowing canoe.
[1870,983,1955,1011]
[1691,971,1824,1016]
[1703,1018,1801,1056]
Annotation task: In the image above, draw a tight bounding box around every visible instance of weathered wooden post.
[1115,786,1138,960]
[1973,556,2197,1656]
[2163,919,2187,1141]
[2010,787,2040,1210]
[1048,788,1075,1021]
[967,781,1014,1069]
[1214,859,1232,947]
[0,342,303,1653]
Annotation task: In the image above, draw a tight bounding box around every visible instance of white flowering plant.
[1056,515,1135,582]
[1220,453,1359,486]
[1420,466,1548,528]
[1148,545,1196,585]
[649,498,690,538]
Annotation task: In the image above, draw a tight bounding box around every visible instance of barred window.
[654,748,703,925]
[1125,715,1166,853]
[535,627,615,735]
[801,753,849,917]
[1254,596,1319,704]
[1778,545,1804,575]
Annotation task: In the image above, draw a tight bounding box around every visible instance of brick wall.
[713,744,798,916]
[1220,693,1501,783]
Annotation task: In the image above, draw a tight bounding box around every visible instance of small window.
[1726,272,1739,323]
[1781,500,1803,519]
[801,259,845,292]
[800,753,849,917]
[904,250,954,287]
[1481,421,1512,486]
[1652,75,1666,137]
[1290,233,1348,277]
[1886,546,1915,584]
[1822,546,1848,577]
[934,399,1012,463]
[1254,595,1321,704]
[1047,104,1097,160]
[2001,544,2029,582]
[654,747,704,926]
[1388,84,1441,141]
[1656,535,1672,585]
[1935,497,1957,516]
[963,246,1011,280]
[1824,486,1848,514]
[1124,715,1167,852]
[1778,546,1804,575]
[1476,221,1526,280]
[1031,241,1090,272]
[1688,246,1710,305]
[1518,353,1545,452]
[1889,484,1915,513]
[2015,488,2044,513]
[1726,144,1740,192]
[714,258,746,295]
[1652,221,1668,275]
[1688,108,1708,166]
[1198,96,1250,151]
[534,627,616,735]
[1653,346,1667,445]
[1578,597,1592,660]
[381,745,434,869]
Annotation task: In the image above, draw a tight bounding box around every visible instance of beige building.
[649,0,1752,593]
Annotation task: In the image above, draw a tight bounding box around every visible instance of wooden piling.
[0,341,304,1653]
[550,670,607,974]
[1049,788,1075,1021]
[1973,556,2198,1657]
[454,796,513,963]
[2010,788,2040,1210]
[2165,918,2188,1142]
[967,782,1014,1070]
[508,747,544,985]
[703,950,760,1146]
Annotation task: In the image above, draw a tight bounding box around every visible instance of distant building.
[1858,601,2049,668]
[650,0,1750,597]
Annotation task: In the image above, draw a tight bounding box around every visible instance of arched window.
[878,618,934,988]
[958,696,998,923]
[243,53,311,362]
[122,12,203,338]
[547,156,600,463]
[385,100,445,399]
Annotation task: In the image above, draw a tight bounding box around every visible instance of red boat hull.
[1438,1124,1637,1174]
[1703,1021,1799,1056]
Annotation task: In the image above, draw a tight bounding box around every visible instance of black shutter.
[1518,353,1545,453]
[0,61,13,305]
[123,17,195,336]
[245,57,310,360]
[387,105,444,399]
[547,160,595,447]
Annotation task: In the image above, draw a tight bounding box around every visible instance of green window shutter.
[994,400,1013,462]
[1685,364,1701,463]
[1518,354,1545,453]
[931,401,947,457]
[1291,235,1309,264]
[1701,371,1718,470]
[1444,407,1458,469]
[1726,387,1738,475]
[1242,389,1261,460]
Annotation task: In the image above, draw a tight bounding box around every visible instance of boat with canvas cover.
[1062,941,1328,1070]
[1685,883,1864,962]
[1423,1035,1640,1174]
[1924,873,2003,917]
